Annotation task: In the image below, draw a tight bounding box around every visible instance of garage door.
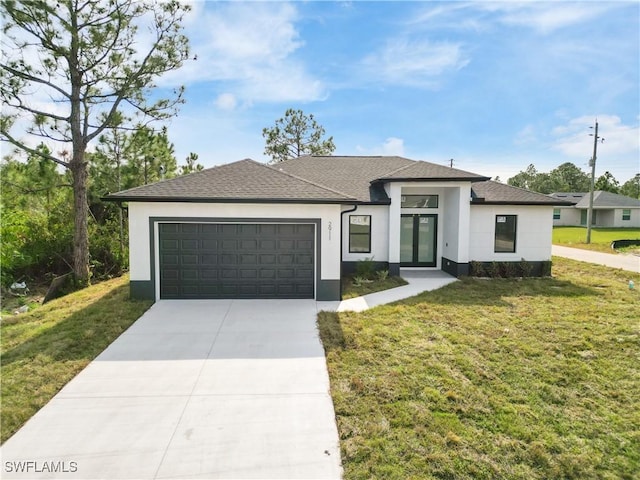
[158,223,315,299]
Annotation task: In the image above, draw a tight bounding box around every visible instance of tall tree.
[262,108,335,163]
[548,162,590,192]
[620,174,640,199]
[508,162,591,194]
[0,0,190,285]
[180,152,204,175]
[121,126,178,188]
[507,164,539,190]
[594,171,620,193]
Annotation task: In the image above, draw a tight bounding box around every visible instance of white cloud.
[381,137,405,156]
[552,115,639,158]
[362,38,469,87]
[514,125,537,146]
[492,3,612,35]
[160,2,326,104]
[356,137,405,156]
[215,93,237,111]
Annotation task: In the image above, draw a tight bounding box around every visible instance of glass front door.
[400,214,437,267]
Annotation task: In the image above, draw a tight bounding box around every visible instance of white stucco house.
[549,191,640,228]
[105,156,568,301]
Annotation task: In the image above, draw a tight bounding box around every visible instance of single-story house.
[104,155,569,301]
[549,191,640,228]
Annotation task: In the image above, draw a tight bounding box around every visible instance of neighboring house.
[549,191,640,228]
[104,156,568,301]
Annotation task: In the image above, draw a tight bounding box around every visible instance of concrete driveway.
[552,245,640,273]
[1,300,342,479]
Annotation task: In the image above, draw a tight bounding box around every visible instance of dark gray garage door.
[159,223,315,299]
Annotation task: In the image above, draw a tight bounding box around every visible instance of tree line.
[1,126,201,287]
[508,162,640,198]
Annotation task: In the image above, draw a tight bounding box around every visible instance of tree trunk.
[71,156,90,286]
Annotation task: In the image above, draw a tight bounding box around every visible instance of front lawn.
[0,275,152,443]
[553,226,640,253]
[318,257,640,479]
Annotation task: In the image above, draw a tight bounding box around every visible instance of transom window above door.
[401,194,438,208]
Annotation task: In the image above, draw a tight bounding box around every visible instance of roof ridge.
[250,159,356,200]
[378,159,418,177]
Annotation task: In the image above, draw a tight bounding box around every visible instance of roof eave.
[471,200,572,206]
[102,196,357,205]
[373,176,491,184]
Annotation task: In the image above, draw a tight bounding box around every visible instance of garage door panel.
[162,254,179,266]
[200,254,217,265]
[260,269,276,279]
[201,239,218,249]
[221,269,237,279]
[278,240,295,250]
[220,254,237,264]
[279,254,294,264]
[181,255,198,265]
[159,222,315,299]
[259,254,276,264]
[296,253,313,264]
[240,269,257,279]
[181,224,198,234]
[240,254,257,264]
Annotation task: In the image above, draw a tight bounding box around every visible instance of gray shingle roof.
[104,159,356,203]
[105,155,575,206]
[550,191,640,208]
[277,155,414,203]
[548,192,586,205]
[375,161,489,182]
[472,181,572,205]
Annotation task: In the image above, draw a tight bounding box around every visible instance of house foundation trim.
[441,257,470,277]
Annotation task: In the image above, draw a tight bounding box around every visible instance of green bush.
[469,261,484,277]
[355,257,377,280]
[376,269,389,281]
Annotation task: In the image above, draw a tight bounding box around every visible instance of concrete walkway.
[317,270,458,312]
[1,300,342,480]
[552,245,640,273]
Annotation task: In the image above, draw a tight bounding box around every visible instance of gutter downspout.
[339,205,359,297]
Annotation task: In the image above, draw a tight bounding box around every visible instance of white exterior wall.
[612,207,640,228]
[469,205,553,262]
[342,205,389,262]
[597,209,615,227]
[553,206,581,226]
[128,202,343,297]
[388,183,402,264]
[442,185,471,263]
[553,207,640,228]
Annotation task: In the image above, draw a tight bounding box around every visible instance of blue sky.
[161,1,640,183]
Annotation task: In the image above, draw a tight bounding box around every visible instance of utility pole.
[586,120,604,244]
[449,158,454,168]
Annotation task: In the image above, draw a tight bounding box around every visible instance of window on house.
[495,215,517,253]
[401,194,438,208]
[622,209,631,221]
[553,208,561,220]
[349,215,371,253]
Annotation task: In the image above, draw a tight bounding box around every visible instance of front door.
[400,214,437,267]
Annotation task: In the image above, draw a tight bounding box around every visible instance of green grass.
[0,275,152,443]
[318,257,640,480]
[553,226,640,253]
[342,275,408,300]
